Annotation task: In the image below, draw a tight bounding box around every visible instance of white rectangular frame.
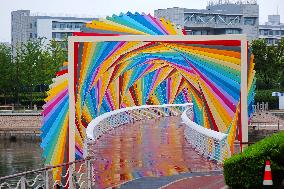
[68,34,248,162]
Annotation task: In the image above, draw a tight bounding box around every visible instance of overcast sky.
[1,0,284,42]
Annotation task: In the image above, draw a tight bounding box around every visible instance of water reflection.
[0,139,44,177]
[90,117,221,188]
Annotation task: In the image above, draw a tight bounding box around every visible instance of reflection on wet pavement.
[90,117,221,188]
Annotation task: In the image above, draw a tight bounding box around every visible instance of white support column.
[68,39,75,163]
[241,38,248,143]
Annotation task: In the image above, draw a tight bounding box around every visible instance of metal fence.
[0,158,93,189]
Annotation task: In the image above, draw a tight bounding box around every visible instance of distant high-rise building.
[154,0,259,41]
[11,10,97,48]
[259,15,284,45]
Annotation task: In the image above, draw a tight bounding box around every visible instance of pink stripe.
[105,90,115,111]
[151,69,161,92]
[167,78,171,102]
[42,94,68,124]
[148,14,169,34]
[42,88,68,116]
[89,66,101,92]
[104,42,126,61]
[183,89,190,102]
[189,62,236,114]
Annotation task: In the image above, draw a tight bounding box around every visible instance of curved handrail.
[86,103,193,141]
[181,108,231,163]
[181,110,228,141]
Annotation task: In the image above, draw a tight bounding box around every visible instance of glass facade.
[52,21,85,30]
[244,17,256,25]
[52,32,73,39]
[225,29,241,34]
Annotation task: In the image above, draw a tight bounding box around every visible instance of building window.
[34,22,37,27]
[281,31,284,35]
[35,34,37,38]
[29,33,33,39]
[201,30,208,35]
[30,23,32,29]
[274,30,280,36]
[244,18,255,25]
[60,23,66,29]
[225,29,240,34]
[260,30,264,35]
[269,30,273,36]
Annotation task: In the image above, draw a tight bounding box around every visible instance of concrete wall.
[155,8,185,27]
[37,19,52,42]
[0,115,41,139]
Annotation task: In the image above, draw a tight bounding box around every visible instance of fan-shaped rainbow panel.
[41,12,256,173]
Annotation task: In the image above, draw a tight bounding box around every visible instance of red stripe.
[74,42,79,103]
[264,171,272,180]
[72,32,120,36]
[239,95,243,151]
[150,40,241,46]
[56,69,68,76]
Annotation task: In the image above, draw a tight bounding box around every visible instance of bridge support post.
[241,38,248,144]
[20,176,26,189]
[87,159,92,189]
[45,170,49,189]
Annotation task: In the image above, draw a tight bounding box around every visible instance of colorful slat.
[41,13,256,178]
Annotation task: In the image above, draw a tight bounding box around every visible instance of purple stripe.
[142,13,166,34]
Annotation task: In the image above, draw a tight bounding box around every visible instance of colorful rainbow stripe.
[41,13,256,174]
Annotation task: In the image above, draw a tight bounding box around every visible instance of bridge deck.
[89,117,223,188]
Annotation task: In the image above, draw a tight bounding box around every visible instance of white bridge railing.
[86,103,193,141]
[182,108,231,163]
[86,103,230,163]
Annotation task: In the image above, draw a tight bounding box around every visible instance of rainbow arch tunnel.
[41,12,256,179]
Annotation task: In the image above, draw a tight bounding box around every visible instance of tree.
[251,39,283,90]
[0,44,14,104]
[15,39,45,106]
[276,38,284,89]
[13,38,67,106]
[0,38,66,106]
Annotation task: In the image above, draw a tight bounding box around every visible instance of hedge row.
[224,132,284,189]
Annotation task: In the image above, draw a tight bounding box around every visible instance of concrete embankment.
[0,113,42,140]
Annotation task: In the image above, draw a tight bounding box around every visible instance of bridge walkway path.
[88,117,225,189]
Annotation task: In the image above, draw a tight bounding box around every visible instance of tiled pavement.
[119,172,224,189]
[89,117,224,189]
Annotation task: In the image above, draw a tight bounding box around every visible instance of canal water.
[0,139,44,177]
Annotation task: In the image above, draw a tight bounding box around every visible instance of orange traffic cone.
[263,160,273,188]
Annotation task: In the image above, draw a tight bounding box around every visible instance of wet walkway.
[89,117,222,188]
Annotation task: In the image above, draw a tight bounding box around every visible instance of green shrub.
[224,132,284,189]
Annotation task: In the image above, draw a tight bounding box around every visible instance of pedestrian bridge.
[0,12,255,189]
[85,103,229,188]
[0,104,230,189]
